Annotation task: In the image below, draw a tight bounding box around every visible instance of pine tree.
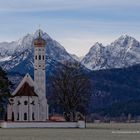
[0,67,12,119]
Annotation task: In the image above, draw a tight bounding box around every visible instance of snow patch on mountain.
[0,56,11,62]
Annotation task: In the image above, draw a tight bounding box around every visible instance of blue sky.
[0,0,140,56]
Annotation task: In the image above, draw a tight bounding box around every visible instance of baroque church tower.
[34,30,46,98]
[34,30,48,121]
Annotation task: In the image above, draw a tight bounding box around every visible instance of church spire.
[39,29,41,38]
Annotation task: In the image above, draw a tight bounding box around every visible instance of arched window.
[39,55,41,60]
[24,101,28,105]
[31,101,35,105]
[32,113,35,121]
[42,55,44,60]
[24,113,27,121]
[12,112,14,122]
[17,101,21,105]
[5,112,7,121]
[17,113,19,120]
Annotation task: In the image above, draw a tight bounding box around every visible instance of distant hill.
[89,64,140,117]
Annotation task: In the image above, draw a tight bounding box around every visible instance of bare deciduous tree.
[51,62,91,121]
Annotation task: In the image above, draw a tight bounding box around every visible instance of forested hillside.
[89,64,140,118]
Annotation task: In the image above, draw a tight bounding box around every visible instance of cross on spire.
[38,24,41,38]
[39,29,41,38]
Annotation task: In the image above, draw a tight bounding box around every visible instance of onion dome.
[34,29,46,47]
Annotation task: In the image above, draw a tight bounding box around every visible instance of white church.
[0,30,85,128]
[7,30,49,122]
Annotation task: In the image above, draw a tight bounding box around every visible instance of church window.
[24,113,27,120]
[31,101,35,105]
[39,55,41,60]
[17,113,19,120]
[17,101,21,105]
[9,98,14,103]
[12,112,14,122]
[32,113,35,120]
[24,101,28,105]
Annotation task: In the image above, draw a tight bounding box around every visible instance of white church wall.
[1,121,86,128]
[7,105,12,121]
[11,96,40,122]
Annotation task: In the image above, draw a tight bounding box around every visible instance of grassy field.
[0,123,140,140]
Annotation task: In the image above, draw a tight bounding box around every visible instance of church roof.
[12,73,35,96]
[13,82,38,97]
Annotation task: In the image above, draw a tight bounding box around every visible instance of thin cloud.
[0,0,139,11]
[0,0,139,56]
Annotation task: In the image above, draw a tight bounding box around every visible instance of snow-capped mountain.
[81,42,107,70]
[0,42,17,61]
[82,35,140,70]
[1,32,140,73]
[0,29,75,73]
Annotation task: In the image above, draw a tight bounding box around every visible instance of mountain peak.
[110,34,139,48]
[118,34,135,41]
[118,34,137,41]
[94,42,102,46]
[90,42,104,50]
